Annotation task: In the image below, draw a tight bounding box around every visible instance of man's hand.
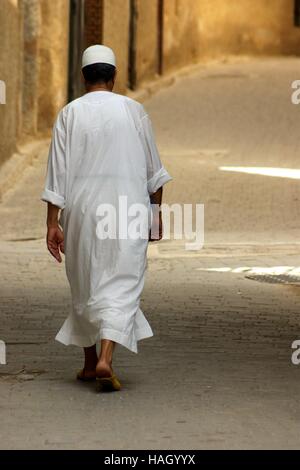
[47,225,64,263]
[149,211,163,241]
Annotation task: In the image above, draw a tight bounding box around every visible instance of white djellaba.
[41,45,172,353]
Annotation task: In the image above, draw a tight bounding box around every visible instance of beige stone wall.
[21,0,41,136]
[37,0,69,132]
[197,0,300,58]
[163,0,300,74]
[0,0,69,168]
[163,0,202,72]
[135,0,160,85]
[0,0,22,167]
[102,0,130,94]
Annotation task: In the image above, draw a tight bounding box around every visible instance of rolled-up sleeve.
[41,111,67,209]
[138,112,172,195]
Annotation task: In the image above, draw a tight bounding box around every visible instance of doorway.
[128,0,164,90]
[295,0,300,26]
[68,0,85,101]
[68,0,104,101]
[128,0,138,90]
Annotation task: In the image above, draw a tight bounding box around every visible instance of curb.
[126,61,207,103]
[126,54,249,103]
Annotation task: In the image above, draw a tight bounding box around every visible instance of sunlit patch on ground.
[196,266,300,284]
[219,166,300,179]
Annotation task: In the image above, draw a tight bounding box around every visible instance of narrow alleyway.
[1,57,300,449]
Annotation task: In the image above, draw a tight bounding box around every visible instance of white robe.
[41,90,172,353]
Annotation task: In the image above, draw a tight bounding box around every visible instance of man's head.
[81,45,117,90]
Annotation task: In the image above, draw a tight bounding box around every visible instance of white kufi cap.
[82,45,116,68]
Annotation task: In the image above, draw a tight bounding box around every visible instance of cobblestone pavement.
[1,58,300,449]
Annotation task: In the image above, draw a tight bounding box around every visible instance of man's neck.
[86,83,113,93]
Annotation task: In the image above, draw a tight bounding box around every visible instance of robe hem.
[55,325,153,354]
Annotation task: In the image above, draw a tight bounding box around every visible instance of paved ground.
[1,57,300,449]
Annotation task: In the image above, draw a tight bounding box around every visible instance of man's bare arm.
[46,202,64,263]
[47,202,60,228]
[149,187,163,241]
[150,187,162,206]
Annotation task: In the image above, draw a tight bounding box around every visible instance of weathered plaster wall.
[163,0,202,73]
[0,0,22,166]
[102,0,130,94]
[197,0,300,58]
[163,0,300,74]
[0,0,69,167]
[135,0,160,85]
[21,0,41,136]
[38,0,69,131]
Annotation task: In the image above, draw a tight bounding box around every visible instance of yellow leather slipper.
[96,374,122,392]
